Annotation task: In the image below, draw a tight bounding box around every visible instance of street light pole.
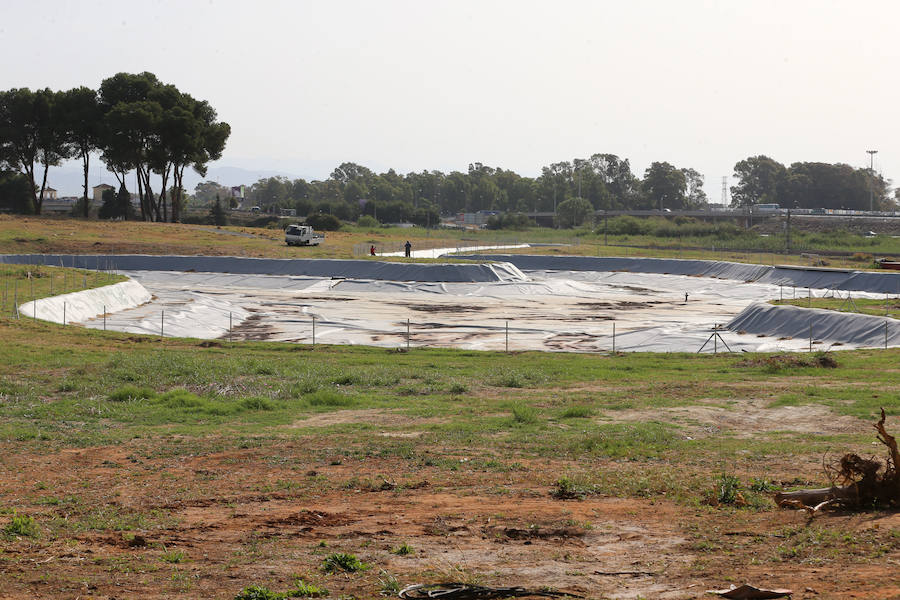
[867,149,878,212]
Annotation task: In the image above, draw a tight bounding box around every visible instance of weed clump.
[108,385,156,402]
[510,403,539,425]
[234,581,328,600]
[551,476,596,500]
[3,513,38,538]
[737,352,837,372]
[390,542,415,556]
[321,552,369,573]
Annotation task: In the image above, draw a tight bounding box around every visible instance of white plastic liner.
[18,280,151,324]
[458,255,900,294]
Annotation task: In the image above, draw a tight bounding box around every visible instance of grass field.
[2,216,900,599]
[2,214,896,270]
[1,315,899,598]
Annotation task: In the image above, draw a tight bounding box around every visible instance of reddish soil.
[2,441,898,600]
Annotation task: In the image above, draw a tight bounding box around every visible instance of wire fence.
[3,257,899,353]
[10,289,898,354]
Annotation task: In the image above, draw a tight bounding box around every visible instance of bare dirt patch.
[600,400,864,438]
[2,440,899,599]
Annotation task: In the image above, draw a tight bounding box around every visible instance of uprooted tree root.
[776,409,900,514]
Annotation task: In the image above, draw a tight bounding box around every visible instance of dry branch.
[775,408,900,512]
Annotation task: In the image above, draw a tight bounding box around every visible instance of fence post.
[612,321,616,353]
[780,285,783,301]
[714,324,718,354]
[808,288,812,307]
[50,273,53,296]
[886,321,889,350]
[103,305,106,331]
[809,320,812,352]
[505,320,509,353]
[161,310,165,339]
[406,318,410,351]
[229,311,232,342]
[312,315,316,346]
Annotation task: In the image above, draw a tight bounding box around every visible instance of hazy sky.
[3,0,898,201]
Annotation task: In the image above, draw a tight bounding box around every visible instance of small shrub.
[241,397,275,411]
[108,385,156,402]
[306,213,342,231]
[234,586,282,600]
[161,549,186,563]
[717,473,743,505]
[3,513,38,538]
[378,570,401,595]
[390,542,415,556]
[286,581,329,598]
[357,215,379,228]
[321,552,369,573]
[511,404,538,424]
[551,476,594,500]
[561,405,594,418]
[448,382,468,395]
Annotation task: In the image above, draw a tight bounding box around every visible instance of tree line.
[194,153,895,230]
[0,72,230,220]
[730,155,893,211]
[194,157,708,227]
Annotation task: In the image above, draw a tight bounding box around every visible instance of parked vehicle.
[284,224,325,246]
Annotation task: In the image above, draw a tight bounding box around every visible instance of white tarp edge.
[18,280,152,324]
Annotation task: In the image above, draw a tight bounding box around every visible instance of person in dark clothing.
[404,240,411,257]
[370,245,376,256]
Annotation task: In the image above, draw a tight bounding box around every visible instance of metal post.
[887,294,890,317]
[780,285,783,301]
[612,321,616,353]
[809,320,812,353]
[49,273,53,296]
[406,318,410,351]
[103,305,106,331]
[505,320,509,353]
[312,315,316,346]
[83,275,86,289]
[63,302,66,326]
[714,324,718,354]
[161,310,165,338]
[886,321,889,350]
[229,312,233,342]
[808,288,811,307]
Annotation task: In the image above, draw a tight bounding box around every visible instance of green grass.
[321,552,369,573]
[0,264,126,317]
[1,316,899,509]
[772,296,900,319]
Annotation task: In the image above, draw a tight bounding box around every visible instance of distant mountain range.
[37,160,338,197]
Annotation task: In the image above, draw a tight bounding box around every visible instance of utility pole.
[721,176,728,208]
[867,149,878,212]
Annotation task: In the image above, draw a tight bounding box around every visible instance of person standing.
[404,240,412,258]
[370,245,376,256]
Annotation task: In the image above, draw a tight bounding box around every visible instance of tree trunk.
[81,151,90,218]
[36,153,50,216]
[775,486,852,507]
